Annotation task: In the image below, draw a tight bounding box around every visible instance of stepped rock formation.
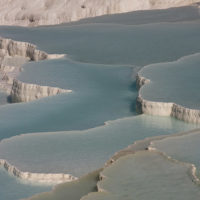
[0,37,71,102]
[0,159,77,184]
[0,38,47,61]
[0,0,199,26]
[11,79,71,102]
[136,74,200,124]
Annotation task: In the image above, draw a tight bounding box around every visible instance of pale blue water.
[0,115,198,177]
[151,129,200,174]
[140,53,200,109]
[18,57,137,93]
[0,59,136,140]
[0,6,199,200]
[0,21,200,66]
[83,152,200,200]
[29,170,100,200]
[0,17,198,140]
[0,167,50,200]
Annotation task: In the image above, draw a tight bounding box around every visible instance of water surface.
[0,167,50,200]
[0,59,136,140]
[151,129,200,175]
[140,53,200,109]
[82,152,200,200]
[0,21,200,66]
[0,115,198,177]
[0,7,200,200]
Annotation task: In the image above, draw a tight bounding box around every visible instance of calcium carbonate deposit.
[0,2,200,200]
[0,0,199,26]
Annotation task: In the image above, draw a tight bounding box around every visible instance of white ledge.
[0,159,77,185]
[0,37,72,103]
[136,73,200,124]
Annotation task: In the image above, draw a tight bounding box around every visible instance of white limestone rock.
[0,159,77,185]
[0,0,199,26]
[136,74,150,90]
[171,104,200,124]
[0,38,47,61]
[136,74,200,124]
[10,79,72,103]
[136,95,173,116]
[47,54,66,59]
[0,37,72,102]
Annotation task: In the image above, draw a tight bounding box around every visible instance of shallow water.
[0,115,198,177]
[82,152,200,200]
[0,59,136,140]
[0,6,200,200]
[151,129,200,174]
[0,21,200,66]
[29,170,100,200]
[140,53,200,109]
[0,167,50,200]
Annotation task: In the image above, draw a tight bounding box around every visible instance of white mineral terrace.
[0,37,71,103]
[81,128,200,200]
[0,159,77,185]
[136,73,200,124]
[0,0,199,26]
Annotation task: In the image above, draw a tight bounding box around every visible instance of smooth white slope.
[0,0,199,26]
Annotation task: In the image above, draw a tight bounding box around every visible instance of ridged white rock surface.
[10,79,72,103]
[0,37,47,61]
[0,0,199,26]
[0,37,71,102]
[136,74,150,90]
[136,74,200,124]
[0,159,77,185]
